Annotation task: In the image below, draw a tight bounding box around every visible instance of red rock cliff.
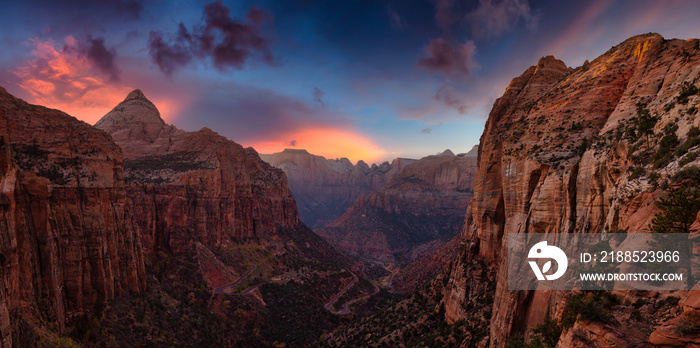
[0,87,145,346]
[95,90,299,254]
[317,150,477,263]
[260,149,416,228]
[442,34,700,347]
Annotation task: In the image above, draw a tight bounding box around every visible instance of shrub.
[530,319,563,348]
[677,82,699,105]
[680,152,699,167]
[630,309,644,322]
[675,136,700,157]
[674,166,700,184]
[505,336,528,348]
[675,317,696,336]
[561,292,617,329]
[629,166,646,180]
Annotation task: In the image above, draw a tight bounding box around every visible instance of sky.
[2,0,700,164]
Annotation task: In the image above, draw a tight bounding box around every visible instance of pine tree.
[650,184,700,287]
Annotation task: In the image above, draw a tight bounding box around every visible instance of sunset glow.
[249,127,386,164]
[3,1,700,162]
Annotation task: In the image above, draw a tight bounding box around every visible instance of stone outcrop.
[96,90,299,254]
[316,151,477,263]
[260,149,416,228]
[441,33,700,347]
[0,86,145,347]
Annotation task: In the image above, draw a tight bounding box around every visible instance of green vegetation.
[649,184,700,286]
[653,124,679,168]
[675,317,697,336]
[675,127,700,157]
[635,103,658,147]
[561,292,619,329]
[505,319,564,348]
[628,166,646,180]
[124,151,214,173]
[674,165,700,183]
[676,82,699,105]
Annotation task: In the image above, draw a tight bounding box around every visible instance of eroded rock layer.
[442,34,700,347]
[260,149,416,228]
[0,87,145,347]
[317,150,477,263]
[96,90,299,254]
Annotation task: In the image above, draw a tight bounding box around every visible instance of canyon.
[260,149,416,228]
[317,149,478,265]
[2,31,700,348]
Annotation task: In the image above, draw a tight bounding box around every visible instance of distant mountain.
[316,149,478,264]
[260,149,417,228]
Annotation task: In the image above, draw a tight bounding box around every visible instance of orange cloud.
[249,127,386,164]
[12,37,179,125]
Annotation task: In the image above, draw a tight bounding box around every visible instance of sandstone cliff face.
[0,86,145,346]
[96,91,299,254]
[442,34,700,347]
[316,151,477,263]
[260,149,416,228]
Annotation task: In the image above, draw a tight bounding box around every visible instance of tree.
[650,184,700,286]
[636,104,657,148]
[530,319,563,348]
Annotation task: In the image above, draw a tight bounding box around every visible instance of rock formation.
[96,90,299,254]
[260,149,416,228]
[317,150,477,263]
[442,33,700,347]
[0,86,145,347]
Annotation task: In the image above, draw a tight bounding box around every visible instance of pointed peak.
[438,149,455,157]
[126,89,147,101]
[95,88,165,139]
[536,55,567,69]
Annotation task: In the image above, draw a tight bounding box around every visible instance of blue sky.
[2,0,700,163]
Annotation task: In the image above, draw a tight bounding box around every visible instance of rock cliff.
[0,86,145,346]
[96,90,299,254]
[260,149,416,228]
[442,33,700,347]
[317,150,477,263]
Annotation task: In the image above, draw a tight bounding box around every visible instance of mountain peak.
[281,148,311,155]
[95,89,166,142]
[438,149,455,157]
[126,89,147,101]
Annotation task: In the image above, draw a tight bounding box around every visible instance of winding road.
[324,271,380,315]
[213,245,284,295]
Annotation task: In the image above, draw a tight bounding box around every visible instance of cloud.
[421,128,432,134]
[435,0,457,32]
[112,0,143,20]
[62,35,120,81]
[313,87,325,106]
[288,139,297,146]
[434,85,469,114]
[11,37,132,124]
[386,6,405,29]
[417,38,477,79]
[147,30,192,76]
[467,0,539,39]
[148,3,275,76]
